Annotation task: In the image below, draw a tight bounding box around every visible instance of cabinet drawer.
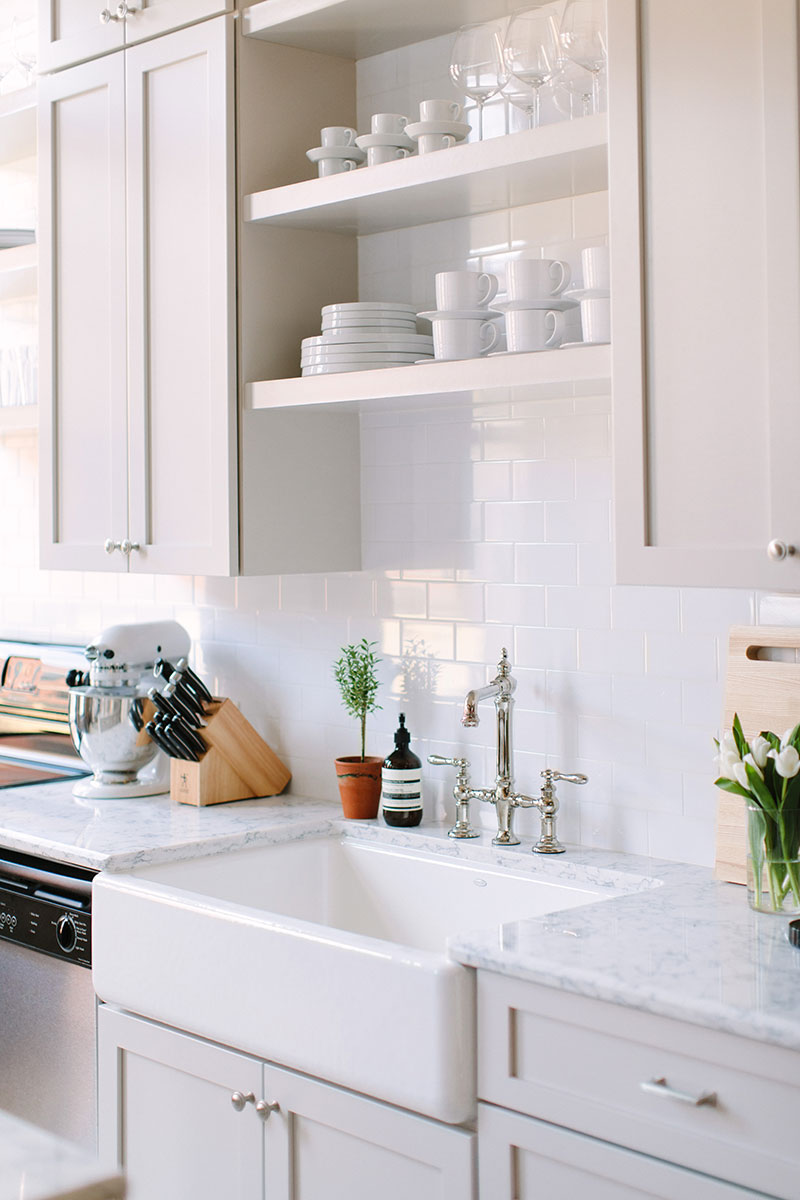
[479,1103,772,1200]
[478,973,799,1199]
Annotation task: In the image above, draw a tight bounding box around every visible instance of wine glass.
[449,20,508,142]
[551,57,595,119]
[502,8,559,130]
[558,0,607,117]
[11,16,37,86]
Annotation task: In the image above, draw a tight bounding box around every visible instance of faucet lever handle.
[427,756,479,840]
[428,754,469,768]
[547,771,588,786]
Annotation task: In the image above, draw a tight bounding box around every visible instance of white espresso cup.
[506,257,571,301]
[418,132,456,155]
[367,145,411,167]
[371,112,408,136]
[432,317,498,360]
[504,308,568,352]
[320,126,358,148]
[435,270,498,311]
[419,98,464,123]
[580,297,611,343]
[581,245,610,293]
[317,157,359,177]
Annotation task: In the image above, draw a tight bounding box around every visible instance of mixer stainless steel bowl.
[68,687,165,797]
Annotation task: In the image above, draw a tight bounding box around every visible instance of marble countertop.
[0,1109,123,1200]
[0,782,798,1053]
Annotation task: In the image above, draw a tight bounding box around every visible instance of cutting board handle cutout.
[745,642,800,663]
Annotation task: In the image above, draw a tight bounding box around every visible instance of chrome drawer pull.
[641,1077,717,1108]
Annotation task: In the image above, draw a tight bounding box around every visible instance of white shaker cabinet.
[39,17,237,574]
[38,0,232,74]
[98,1005,476,1200]
[610,0,800,590]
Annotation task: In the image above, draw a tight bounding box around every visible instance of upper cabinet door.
[38,0,124,73]
[610,0,800,589]
[124,17,237,575]
[38,54,129,571]
[120,0,232,51]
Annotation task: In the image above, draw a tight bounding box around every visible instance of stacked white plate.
[302,303,434,375]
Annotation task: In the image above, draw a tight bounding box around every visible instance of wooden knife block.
[170,698,291,807]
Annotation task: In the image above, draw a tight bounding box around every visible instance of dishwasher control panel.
[0,850,93,968]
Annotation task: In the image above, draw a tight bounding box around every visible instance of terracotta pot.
[334,756,383,819]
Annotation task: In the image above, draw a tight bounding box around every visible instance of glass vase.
[746,803,800,915]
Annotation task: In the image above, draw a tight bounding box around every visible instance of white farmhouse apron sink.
[93,833,631,1124]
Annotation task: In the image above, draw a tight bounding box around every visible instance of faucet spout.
[461,648,514,727]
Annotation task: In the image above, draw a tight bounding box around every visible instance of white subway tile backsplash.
[515,543,577,585]
[578,629,645,675]
[680,588,755,633]
[612,586,680,633]
[645,632,719,681]
[545,500,610,544]
[485,584,545,627]
[485,501,544,544]
[428,581,484,622]
[546,585,611,630]
[512,459,574,501]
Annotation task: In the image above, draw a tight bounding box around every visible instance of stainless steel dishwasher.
[0,848,98,1151]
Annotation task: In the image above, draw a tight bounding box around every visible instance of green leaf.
[745,762,778,815]
[732,713,749,758]
[761,730,781,751]
[713,777,751,799]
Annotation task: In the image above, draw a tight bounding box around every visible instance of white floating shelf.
[246,343,611,413]
[0,243,37,301]
[245,117,607,236]
[0,86,36,166]
[0,404,38,433]
[243,0,520,58]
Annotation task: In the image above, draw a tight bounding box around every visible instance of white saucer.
[322,319,417,332]
[317,336,433,351]
[405,119,470,141]
[564,288,610,300]
[306,145,366,163]
[418,308,501,321]
[487,347,553,356]
[303,360,429,375]
[560,339,609,348]
[323,301,417,315]
[495,297,579,312]
[355,132,415,151]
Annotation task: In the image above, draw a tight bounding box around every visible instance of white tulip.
[721,731,740,758]
[732,762,750,789]
[750,735,771,769]
[768,745,800,779]
[743,752,763,780]
[717,749,742,781]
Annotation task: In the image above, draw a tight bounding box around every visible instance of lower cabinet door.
[97,1006,264,1200]
[478,1104,771,1200]
[262,1061,475,1200]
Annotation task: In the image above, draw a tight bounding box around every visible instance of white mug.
[419,98,464,123]
[506,257,571,301]
[317,157,359,177]
[504,308,567,352]
[367,145,411,167]
[432,317,498,360]
[320,126,358,148]
[371,112,408,136]
[435,270,498,311]
[580,297,611,343]
[581,245,610,293]
[417,132,456,155]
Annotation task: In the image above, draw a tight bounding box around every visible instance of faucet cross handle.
[427,755,480,840]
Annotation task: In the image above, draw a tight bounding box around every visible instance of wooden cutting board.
[716,625,800,883]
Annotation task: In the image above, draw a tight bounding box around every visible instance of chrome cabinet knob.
[104,538,121,554]
[116,3,137,16]
[230,1091,255,1112]
[99,8,119,21]
[767,540,796,561]
[120,539,140,556]
[255,1099,280,1120]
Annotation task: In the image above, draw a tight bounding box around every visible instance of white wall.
[0,34,762,866]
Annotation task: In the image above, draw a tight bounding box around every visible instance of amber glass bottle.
[381,713,423,827]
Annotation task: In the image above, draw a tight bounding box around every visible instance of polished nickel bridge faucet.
[429,649,587,853]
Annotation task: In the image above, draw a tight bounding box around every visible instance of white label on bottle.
[382,767,422,810]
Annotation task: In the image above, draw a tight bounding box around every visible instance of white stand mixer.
[67,621,191,799]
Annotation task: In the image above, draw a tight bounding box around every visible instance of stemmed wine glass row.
[449,0,607,137]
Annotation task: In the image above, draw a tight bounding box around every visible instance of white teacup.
[317,157,359,177]
[417,132,456,155]
[580,297,611,343]
[435,270,498,311]
[504,308,569,352]
[371,112,408,136]
[431,317,498,360]
[419,98,464,123]
[320,126,358,148]
[581,245,610,293]
[367,145,411,167]
[506,257,572,301]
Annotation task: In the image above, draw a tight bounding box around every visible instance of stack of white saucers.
[301,303,434,375]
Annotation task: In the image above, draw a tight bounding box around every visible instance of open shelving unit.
[0,242,36,301]
[0,86,36,166]
[0,403,37,433]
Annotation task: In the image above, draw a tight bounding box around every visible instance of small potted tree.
[333,638,383,819]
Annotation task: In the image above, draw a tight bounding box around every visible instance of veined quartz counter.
[0,779,339,871]
[0,1109,123,1200]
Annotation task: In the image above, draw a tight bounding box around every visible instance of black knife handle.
[147,687,180,721]
[145,720,175,758]
[154,659,177,682]
[165,720,200,762]
[176,657,214,705]
[168,672,206,721]
[163,683,205,729]
[168,717,205,758]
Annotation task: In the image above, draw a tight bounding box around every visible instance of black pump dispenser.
[381,713,423,827]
